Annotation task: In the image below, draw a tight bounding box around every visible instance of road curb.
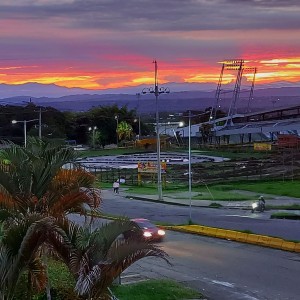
[125,195,266,210]
[87,211,300,253]
[125,195,189,207]
[163,225,300,253]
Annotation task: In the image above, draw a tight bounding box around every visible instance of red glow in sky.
[0,1,299,91]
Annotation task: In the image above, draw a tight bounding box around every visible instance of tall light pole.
[188,111,192,222]
[22,100,43,139]
[12,119,39,147]
[180,110,212,221]
[89,126,97,149]
[38,107,42,139]
[136,93,141,139]
[142,60,170,201]
[115,115,119,146]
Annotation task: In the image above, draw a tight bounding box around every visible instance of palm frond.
[71,221,169,299]
[27,257,47,292]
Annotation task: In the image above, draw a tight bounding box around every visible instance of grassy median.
[112,279,203,300]
[97,180,300,200]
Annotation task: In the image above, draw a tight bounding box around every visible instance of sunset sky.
[0,0,300,91]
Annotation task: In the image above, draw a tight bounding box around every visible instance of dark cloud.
[0,0,299,31]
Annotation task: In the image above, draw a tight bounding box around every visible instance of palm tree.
[0,137,101,217]
[0,138,101,298]
[0,214,63,300]
[0,138,169,299]
[116,121,133,143]
[48,218,169,300]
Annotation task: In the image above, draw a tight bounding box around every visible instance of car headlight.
[143,231,152,238]
[158,229,165,236]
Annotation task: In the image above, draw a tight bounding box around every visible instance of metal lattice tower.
[210,59,257,126]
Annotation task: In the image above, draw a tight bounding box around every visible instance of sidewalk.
[121,189,300,210]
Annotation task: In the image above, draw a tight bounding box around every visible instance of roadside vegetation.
[13,259,202,300]
[219,180,300,198]
[0,138,168,300]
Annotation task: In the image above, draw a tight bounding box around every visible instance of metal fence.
[78,154,300,186]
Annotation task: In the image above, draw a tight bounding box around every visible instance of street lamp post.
[136,93,141,139]
[142,60,170,201]
[12,119,39,147]
[188,111,192,222]
[179,110,212,221]
[115,115,119,146]
[88,126,97,149]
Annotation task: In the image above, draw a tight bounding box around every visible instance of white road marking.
[122,274,141,278]
[211,280,234,288]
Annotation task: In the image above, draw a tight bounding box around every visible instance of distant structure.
[210,59,257,126]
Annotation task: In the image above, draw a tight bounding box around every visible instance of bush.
[14,259,77,300]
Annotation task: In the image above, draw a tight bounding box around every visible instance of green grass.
[105,183,257,201]
[271,212,300,220]
[171,147,271,159]
[216,180,300,198]
[14,259,77,300]
[95,180,115,189]
[268,204,300,210]
[15,260,202,300]
[191,149,270,159]
[80,147,271,159]
[191,190,253,201]
[96,179,300,199]
[79,148,150,157]
[114,184,189,195]
[238,229,254,234]
[112,279,203,300]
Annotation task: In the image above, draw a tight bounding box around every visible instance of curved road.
[71,190,300,299]
[128,230,300,300]
[101,190,300,241]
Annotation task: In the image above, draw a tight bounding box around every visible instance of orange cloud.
[0,55,299,90]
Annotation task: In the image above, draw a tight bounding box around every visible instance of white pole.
[39,107,42,139]
[24,121,27,148]
[154,61,163,201]
[137,93,141,138]
[188,111,192,221]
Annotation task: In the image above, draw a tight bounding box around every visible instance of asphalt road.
[101,190,300,241]
[69,190,300,300]
[127,230,300,300]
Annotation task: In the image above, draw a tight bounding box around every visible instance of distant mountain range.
[0,82,299,113]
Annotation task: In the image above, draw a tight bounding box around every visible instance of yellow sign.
[254,143,272,151]
[138,161,167,174]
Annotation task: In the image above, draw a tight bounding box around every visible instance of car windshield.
[135,220,156,229]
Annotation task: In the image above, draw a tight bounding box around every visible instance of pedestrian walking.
[113,181,120,193]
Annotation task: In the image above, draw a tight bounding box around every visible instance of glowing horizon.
[0,1,299,91]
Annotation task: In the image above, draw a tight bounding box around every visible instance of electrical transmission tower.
[210,59,257,127]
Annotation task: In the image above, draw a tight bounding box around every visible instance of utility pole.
[136,93,141,139]
[142,60,170,201]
